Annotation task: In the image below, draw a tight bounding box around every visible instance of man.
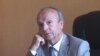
[27,7,90,56]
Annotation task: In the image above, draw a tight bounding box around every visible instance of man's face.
[37,10,63,41]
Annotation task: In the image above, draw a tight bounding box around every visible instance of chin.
[46,38,53,41]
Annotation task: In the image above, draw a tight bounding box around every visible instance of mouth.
[44,33,50,35]
[43,32,52,36]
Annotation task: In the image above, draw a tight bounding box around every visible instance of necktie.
[49,47,56,56]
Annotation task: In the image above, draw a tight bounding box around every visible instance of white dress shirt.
[48,34,63,56]
[30,34,64,56]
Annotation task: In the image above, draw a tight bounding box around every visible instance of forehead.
[37,9,59,22]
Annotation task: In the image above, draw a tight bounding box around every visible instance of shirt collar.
[48,34,64,51]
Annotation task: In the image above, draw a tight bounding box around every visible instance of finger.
[40,38,45,45]
[36,34,45,45]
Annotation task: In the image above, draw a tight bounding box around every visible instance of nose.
[43,23,48,31]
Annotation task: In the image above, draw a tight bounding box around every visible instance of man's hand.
[30,34,45,51]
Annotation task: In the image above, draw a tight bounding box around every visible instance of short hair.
[37,7,64,21]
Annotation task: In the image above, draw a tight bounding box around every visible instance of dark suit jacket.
[27,33,90,56]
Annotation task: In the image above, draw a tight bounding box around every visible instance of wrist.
[30,49,37,55]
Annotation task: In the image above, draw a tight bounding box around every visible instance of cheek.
[51,25,59,33]
[49,23,60,32]
[38,28,44,34]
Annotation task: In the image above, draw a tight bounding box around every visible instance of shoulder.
[67,33,89,47]
[64,33,90,56]
[64,33,89,50]
[65,33,85,43]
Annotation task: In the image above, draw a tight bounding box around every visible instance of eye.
[47,20,52,25]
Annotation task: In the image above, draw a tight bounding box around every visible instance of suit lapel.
[58,34,70,56]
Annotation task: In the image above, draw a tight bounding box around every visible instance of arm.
[77,41,90,56]
[26,34,45,56]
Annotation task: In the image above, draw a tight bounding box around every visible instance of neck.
[49,32,63,46]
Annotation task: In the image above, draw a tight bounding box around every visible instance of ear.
[59,20,64,29]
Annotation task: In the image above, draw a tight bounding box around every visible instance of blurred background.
[0,0,100,56]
